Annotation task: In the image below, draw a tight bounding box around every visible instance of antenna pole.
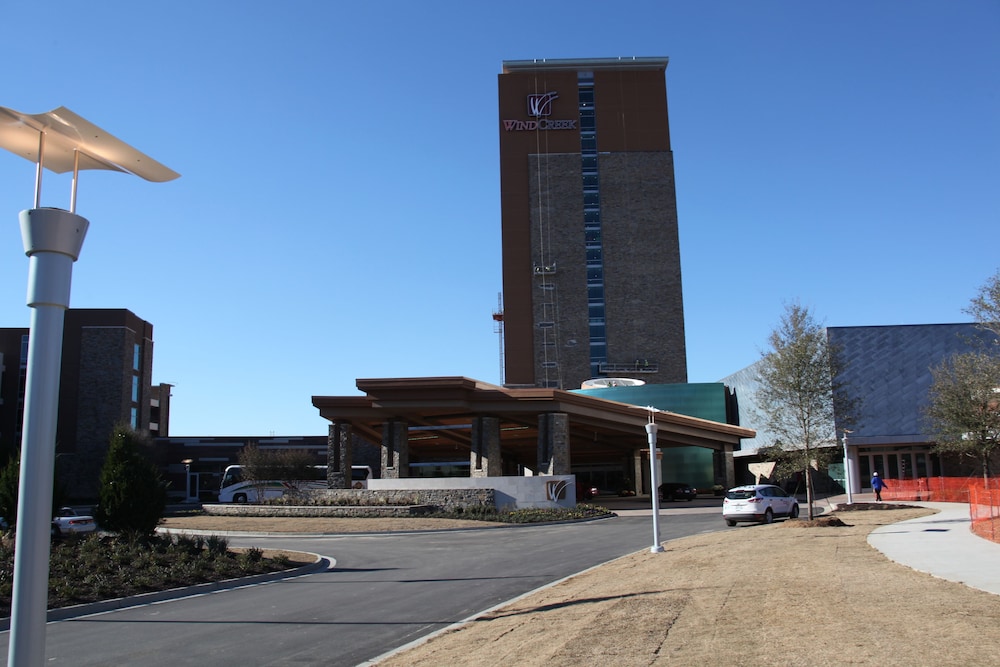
[70,150,80,213]
[32,132,44,209]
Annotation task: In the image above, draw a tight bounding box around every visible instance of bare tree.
[924,272,1000,487]
[237,445,322,503]
[964,269,1000,340]
[925,350,1000,488]
[756,303,848,519]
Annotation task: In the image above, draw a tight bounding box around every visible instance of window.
[133,343,141,371]
[131,375,139,403]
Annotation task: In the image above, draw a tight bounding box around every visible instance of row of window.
[12,337,145,434]
[579,72,607,378]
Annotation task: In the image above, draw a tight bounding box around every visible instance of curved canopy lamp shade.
[0,105,179,210]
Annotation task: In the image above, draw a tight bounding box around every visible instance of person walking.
[871,472,888,501]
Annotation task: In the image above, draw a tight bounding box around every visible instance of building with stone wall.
[498,57,686,390]
[0,308,170,499]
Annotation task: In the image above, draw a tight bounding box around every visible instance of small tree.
[94,425,167,537]
[0,454,19,530]
[0,451,68,531]
[924,351,1000,487]
[756,303,850,518]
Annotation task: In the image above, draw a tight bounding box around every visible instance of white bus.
[218,464,373,503]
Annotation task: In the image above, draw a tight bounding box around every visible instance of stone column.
[470,416,502,477]
[381,419,409,479]
[723,445,736,489]
[632,452,644,495]
[537,412,570,475]
[327,422,352,489]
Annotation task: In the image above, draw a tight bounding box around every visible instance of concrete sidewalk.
[865,501,1000,596]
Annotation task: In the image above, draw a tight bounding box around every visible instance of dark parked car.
[659,482,697,502]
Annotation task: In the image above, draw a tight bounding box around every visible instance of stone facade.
[525,151,686,390]
[55,312,155,499]
[205,487,497,514]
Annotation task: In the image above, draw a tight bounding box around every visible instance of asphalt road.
[0,505,721,666]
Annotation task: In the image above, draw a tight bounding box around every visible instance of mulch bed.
[834,502,914,511]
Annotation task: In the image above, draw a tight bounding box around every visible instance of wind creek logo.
[545,479,570,501]
[502,91,577,132]
[527,91,559,117]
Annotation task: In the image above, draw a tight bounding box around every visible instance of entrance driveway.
[0,506,719,666]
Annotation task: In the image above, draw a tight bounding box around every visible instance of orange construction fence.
[969,487,1000,544]
[880,476,991,503]
[880,477,999,544]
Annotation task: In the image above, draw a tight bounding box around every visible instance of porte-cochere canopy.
[312,377,754,471]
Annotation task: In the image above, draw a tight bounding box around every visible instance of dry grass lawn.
[371,508,1000,667]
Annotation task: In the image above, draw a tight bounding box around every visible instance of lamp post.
[645,413,664,553]
[0,105,178,667]
[182,459,197,503]
[842,429,853,505]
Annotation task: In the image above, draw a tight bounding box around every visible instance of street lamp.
[842,429,853,504]
[645,408,664,553]
[182,459,197,503]
[0,105,178,667]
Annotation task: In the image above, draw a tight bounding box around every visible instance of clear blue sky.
[1,1,997,436]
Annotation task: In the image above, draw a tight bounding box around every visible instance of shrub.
[93,425,168,537]
[237,547,263,571]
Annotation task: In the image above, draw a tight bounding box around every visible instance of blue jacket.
[871,476,886,490]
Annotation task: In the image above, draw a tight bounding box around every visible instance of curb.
[0,553,331,631]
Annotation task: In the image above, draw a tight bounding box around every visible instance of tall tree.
[756,303,847,518]
[925,272,1000,487]
[964,269,1000,340]
[924,351,1000,486]
[93,425,167,537]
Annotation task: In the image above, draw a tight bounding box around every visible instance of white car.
[722,484,799,526]
[51,506,97,536]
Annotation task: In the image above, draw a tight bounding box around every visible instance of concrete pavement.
[865,500,1000,596]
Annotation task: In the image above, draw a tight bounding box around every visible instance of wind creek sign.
[502,91,577,132]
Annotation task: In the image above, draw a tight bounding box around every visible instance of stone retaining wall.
[203,503,438,518]
[204,488,497,516]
